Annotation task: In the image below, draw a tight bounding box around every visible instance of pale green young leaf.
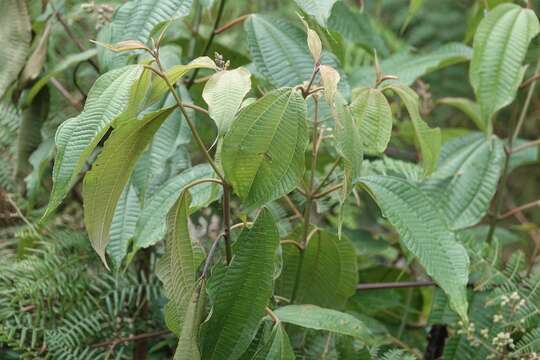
[319,65,340,105]
[437,97,485,131]
[277,230,358,309]
[132,164,221,252]
[384,84,441,175]
[469,3,540,123]
[82,107,174,267]
[358,175,469,321]
[222,88,308,209]
[203,68,251,135]
[334,93,363,191]
[401,0,424,32]
[107,184,140,270]
[202,208,280,360]
[45,65,144,218]
[351,43,471,87]
[156,191,198,335]
[351,87,393,154]
[147,56,217,105]
[0,0,31,99]
[423,136,505,230]
[253,324,295,360]
[294,0,337,27]
[273,305,372,341]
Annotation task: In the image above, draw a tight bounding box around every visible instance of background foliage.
[1,0,540,359]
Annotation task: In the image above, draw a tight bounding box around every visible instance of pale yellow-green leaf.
[319,65,340,105]
[203,67,251,135]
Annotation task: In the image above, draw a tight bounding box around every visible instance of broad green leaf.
[222,88,308,209]
[107,184,140,270]
[384,84,441,175]
[277,230,358,309]
[174,288,206,360]
[469,3,540,124]
[327,1,388,56]
[0,0,31,99]
[363,157,422,182]
[253,324,295,360]
[351,43,471,87]
[351,87,393,154]
[437,97,484,131]
[97,0,193,70]
[273,305,372,341]
[25,49,98,105]
[245,14,349,94]
[156,191,198,335]
[202,208,280,360]
[294,0,337,27]
[423,136,505,230]
[147,56,217,105]
[83,107,174,267]
[334,93,363,191]
[358,175,469,320]
[203,68,252,135]
[132,164,221,252]
[45,65,144,218]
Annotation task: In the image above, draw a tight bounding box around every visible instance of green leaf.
[97,0,193,70]
[277,230,358,309]
[273,305,372,341]
[132,164,221,252]
[222,88,308,209]
[351,43,471,87]
[358,175,469,321]
[384,84,441,175]
[469,3,540,124]
[334,93,363,185]
[0,0,31,98]
[107,183,140,270]
[327,1,388,56]
[245,14,349,93]
[253,324,295,360]
[83,107,174,267]
[203,68,252,135]
[45,65,144,218]
[174,288,206,360]
[156,191,198,335]
[294,0,337,27]
[423,136,505,230]
[351,87,393,154]
[202,208,280,360]
[437,97,484,131]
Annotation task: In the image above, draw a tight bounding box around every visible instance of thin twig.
[91,330,170,348]
[280,240,304,251]
[186,0,227,88]
[51,6,99,72]
[265,307,280,323]
[313,158,340,195]
[50,77,83,111]
[357,280,436,290]
[184,103,209,115]
[282,194,302,219]
[512,138,540,153]
[499,200,540,220]
[313,184,342,199]
[214,14,249,34]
